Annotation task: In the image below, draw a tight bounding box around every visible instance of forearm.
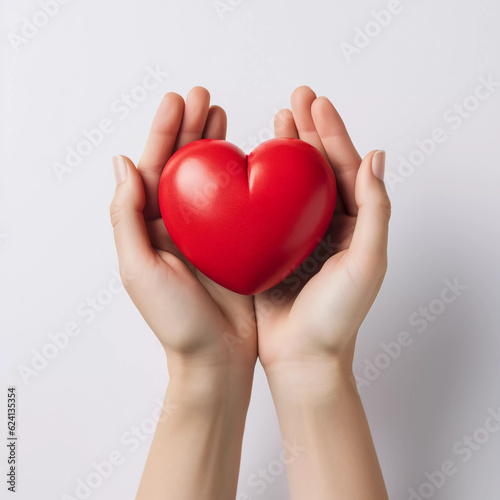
[266,359,388,500]
[136,359,254,500]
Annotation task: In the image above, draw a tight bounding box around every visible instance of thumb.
[110,155,157,286]
[348,150,391,279]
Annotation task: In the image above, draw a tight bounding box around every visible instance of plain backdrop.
[1,0,500,499]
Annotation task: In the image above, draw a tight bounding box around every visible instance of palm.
[255,88,376,368]
[146,215,254,354]
[122,88,256,365]
[256,211,359,363]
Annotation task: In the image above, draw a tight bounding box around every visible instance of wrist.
[265,357,357,410]
[165,352,255,411]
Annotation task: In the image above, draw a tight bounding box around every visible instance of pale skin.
[110,86,390,500]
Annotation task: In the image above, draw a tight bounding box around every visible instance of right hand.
[255,86,391,374]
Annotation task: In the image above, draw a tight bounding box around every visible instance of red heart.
[159,138,336,295]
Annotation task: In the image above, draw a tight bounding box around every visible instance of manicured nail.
[372,150,386,181]
[113,156,127,184]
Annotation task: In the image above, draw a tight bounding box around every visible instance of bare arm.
[109,88,257,500]
[137,362,254,500]
[267,360,388,500]
[256,86,390,500]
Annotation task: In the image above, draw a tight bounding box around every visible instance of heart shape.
[159,138,336,295]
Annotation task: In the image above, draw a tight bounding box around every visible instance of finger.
[291,88,346,214]
[174,86,211,150]
[273,108,298,138]
[138,92,185,220]
[110,155,159,287]
[311,97,362,216]
[348,150,391,280]
[290,86,328,158]
[202,105,227,139]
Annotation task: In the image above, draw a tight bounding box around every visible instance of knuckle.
[376,198,392,223]
[349,251,388,284]
[158,251,186,275]
[378,195,392,212]
[109,200,123,228]
[118,254,156,291]
[118,264,139,290]
[119,269,133,289]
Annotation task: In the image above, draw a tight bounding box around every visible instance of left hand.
[110,87,257,376]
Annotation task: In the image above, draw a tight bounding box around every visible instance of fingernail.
[113,156,127,184]
[372,150,386,181]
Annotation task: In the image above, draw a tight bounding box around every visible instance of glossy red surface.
[158,138,336,295]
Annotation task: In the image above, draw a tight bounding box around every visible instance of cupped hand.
[110,87,257,372]
[255,86,391,372]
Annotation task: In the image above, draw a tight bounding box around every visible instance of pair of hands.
[110,85,391,384]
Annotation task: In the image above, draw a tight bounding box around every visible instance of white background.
[1,0,500,499]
